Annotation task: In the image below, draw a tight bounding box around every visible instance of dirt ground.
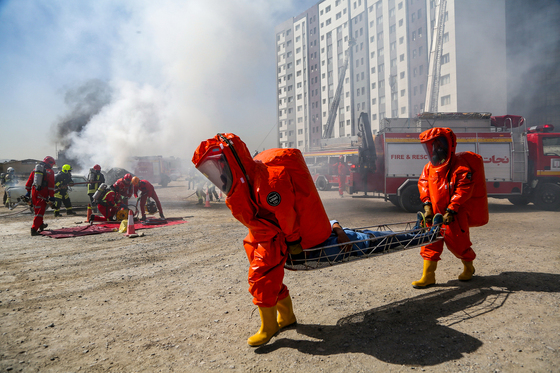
[1,180,559,373]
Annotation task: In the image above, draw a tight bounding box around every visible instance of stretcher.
[284,220,444,271]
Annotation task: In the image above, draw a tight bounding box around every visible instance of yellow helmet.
[131,176,140,186]
[62,164,73,173]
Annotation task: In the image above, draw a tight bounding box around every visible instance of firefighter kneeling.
[89,183,121,223]
[412,127,488,288]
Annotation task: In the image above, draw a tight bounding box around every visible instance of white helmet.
[7,167,14,173]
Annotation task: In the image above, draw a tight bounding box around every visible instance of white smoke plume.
[49,0,307,171]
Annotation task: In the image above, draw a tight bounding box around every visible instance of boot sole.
[412,282,436,289]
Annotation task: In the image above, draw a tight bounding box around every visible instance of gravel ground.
[1,180,559,372]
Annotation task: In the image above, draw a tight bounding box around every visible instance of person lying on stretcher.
[287,213,444,264]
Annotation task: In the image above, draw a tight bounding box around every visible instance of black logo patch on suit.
[467,172,472,180]
[267,192,281,206]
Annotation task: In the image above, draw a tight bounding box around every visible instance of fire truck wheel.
[316,177,328,191]
[399,184,423,213]
[533,183,560,211]
[507,195,529,206]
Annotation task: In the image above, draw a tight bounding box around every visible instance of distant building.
[1,159,40,178]
[275,0,560,151]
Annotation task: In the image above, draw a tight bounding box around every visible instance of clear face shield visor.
[422,136,449,166]
[196,149,234,195]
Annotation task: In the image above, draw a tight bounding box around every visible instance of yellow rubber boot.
[412,260,437,288]
[458,260,475,281]
[277,295,297,329]
[247,306,279,347]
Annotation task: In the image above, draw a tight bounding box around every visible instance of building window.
[389,8,395,17]
[390,58,396,67]
[441,95,451,106]
[372,98,377,105]
[443,32,449,43]
[390,41,396,51]
[400,54,404,62]
[412,31,416,41]
[372,114,377,121]
[399,36,404,44]
[372,82,376,89]
[441,53,450,64]
[398,2,403,10]
[400,71,405,79]
[418,27,422,37]
[401,89,405,97]
[392,108,398,117]
[399,19,403,27]
[440,74,450,85]
[401,106,406,114]
[391,92,398,101]
[390,25,396,34]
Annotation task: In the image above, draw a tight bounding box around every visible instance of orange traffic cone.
[126,209,136,235]
[204,188,211,208]
[86,204,92,223]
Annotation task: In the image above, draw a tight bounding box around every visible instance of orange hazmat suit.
[418,127,485,262]
[193,133,331,307]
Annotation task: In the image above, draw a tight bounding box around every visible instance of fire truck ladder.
[322,40,354,139]
[424,0,447,113]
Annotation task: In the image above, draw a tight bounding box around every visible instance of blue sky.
[0,0,318,168]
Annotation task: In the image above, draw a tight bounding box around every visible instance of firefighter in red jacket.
[193,133,332,347]
[413,127,478,288]
[25,156,56,236]
[131,177,164,220]
[90,184,120,222]
[112,173,133,205]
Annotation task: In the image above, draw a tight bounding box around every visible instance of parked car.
[4,175,91,209]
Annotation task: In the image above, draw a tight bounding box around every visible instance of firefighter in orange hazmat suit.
[413,127,480,288]
[192,133,332,346]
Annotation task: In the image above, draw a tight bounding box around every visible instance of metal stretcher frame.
[285,220,444,271]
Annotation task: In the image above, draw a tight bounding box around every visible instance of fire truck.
[132,156,179,187]
[303,148,358,191]
[348,112,560,212]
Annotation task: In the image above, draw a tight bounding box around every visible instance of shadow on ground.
[256,272,560,366]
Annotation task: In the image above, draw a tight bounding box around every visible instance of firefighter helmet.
[7,167,14,173]
[62,164,73,173]
[131,176,140,186]
[123,173,133,184]
[93,164,101,171]
[43,156,56,168]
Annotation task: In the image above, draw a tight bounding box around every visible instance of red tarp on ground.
[40,217,187,239]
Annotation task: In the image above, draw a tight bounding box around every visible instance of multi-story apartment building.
[275,0,510,151]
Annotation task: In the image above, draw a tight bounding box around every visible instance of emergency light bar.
[527,124,554,133]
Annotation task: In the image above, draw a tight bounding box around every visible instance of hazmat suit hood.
[419,127,457,169]
[192,133,279,240]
